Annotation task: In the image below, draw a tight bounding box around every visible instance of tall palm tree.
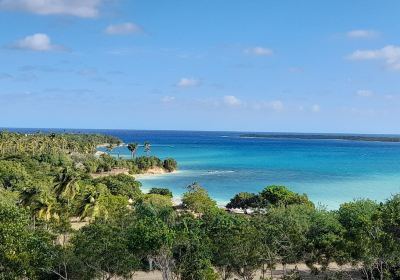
[76,184,109,221]
[144,141,151,156]
[127,143,139,159]
[20,188,58,228]
[53,167,79,202]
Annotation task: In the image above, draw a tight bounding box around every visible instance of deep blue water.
[5,128,400,209]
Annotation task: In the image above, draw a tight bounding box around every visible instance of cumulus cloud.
[348,45,400,70]
[0,0,103,18]
[176,78,200,88]
[311,104,321,113]
[357,89,374,97]
[12,33,61,51]
[223,95,242,107]
[347,29,379,39]
[244,46,273,56]
[105,22,142,35]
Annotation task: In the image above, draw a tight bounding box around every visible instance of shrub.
[163,158,177,172]
[149,188,173,197]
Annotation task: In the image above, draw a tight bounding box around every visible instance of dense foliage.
[149,187,173,197]
[226,185,314,210]
[1,132,400,279]
[0,131,121,155]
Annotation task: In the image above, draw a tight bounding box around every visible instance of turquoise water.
[101,130,400,209]
[8,128,400,209]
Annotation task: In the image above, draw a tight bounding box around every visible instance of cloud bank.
[0,0,103,18]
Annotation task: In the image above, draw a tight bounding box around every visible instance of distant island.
[240,133,400,142]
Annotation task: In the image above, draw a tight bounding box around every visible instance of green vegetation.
[94,174,141,198]
[226,185,314,209]
[144,141,151,156]
[0,131,121,155]
[2,131,400,279]
[127,143,139,159]
[149,187,173,197]
[182,182,218,214]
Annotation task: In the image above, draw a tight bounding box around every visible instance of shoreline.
[91,167,178,179]
[134,169,181,179]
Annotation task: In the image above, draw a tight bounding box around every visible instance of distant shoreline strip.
[240,134,400,143]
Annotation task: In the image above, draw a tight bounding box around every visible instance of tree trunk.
[148,257,153,271]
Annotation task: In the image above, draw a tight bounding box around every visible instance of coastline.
[91,168,178,179]
[134,169,180,179]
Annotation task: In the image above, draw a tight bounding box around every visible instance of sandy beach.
[91,167,177,179]
[127,263,359,280]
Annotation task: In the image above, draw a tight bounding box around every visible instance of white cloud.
[357,89,374,97]
[0,0,103,18]
[105,22,141,35]
[161,96,175,103]
[347,29,379,39]
[348,45,400,70]
[244,46,273,56]
[311,104,321,113]
[12,33,60,51]
[253,100,284,112]
[270,100,284,111]
[223,95,242,107]
[177,78,200,88]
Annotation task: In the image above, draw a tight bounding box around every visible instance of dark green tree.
[260,185,314,208]
[226,192,260,210]
[144,141,151,156]
[127,217,175,280]
[72,221,138,280]
[182,183,218,214]
[127,143,139,159]
[149,187,173,197]
[0,203,57,279]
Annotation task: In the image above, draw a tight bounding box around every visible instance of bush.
[260,185,314,208]
[94,174,142,198]
[226,192,260,209]
[132,156,163,172]
[149,187,173,197]
[163,158,177,172]
[0,160,31,191]
[182,183,217,214]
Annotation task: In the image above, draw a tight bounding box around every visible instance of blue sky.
[1,0,400,133]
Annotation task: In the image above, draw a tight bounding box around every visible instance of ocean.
[7,128,400,209]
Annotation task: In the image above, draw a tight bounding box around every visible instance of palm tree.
[53,167,79,202]
[127,143,139,159]
[20,188,58,228]
[144,141,151,156]
[76,184,109,221]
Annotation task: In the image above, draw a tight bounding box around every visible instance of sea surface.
[6,128,400,209]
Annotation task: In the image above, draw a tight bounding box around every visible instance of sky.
[1,0,400,133]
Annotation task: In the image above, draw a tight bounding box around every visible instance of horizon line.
[2,126,400,137]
